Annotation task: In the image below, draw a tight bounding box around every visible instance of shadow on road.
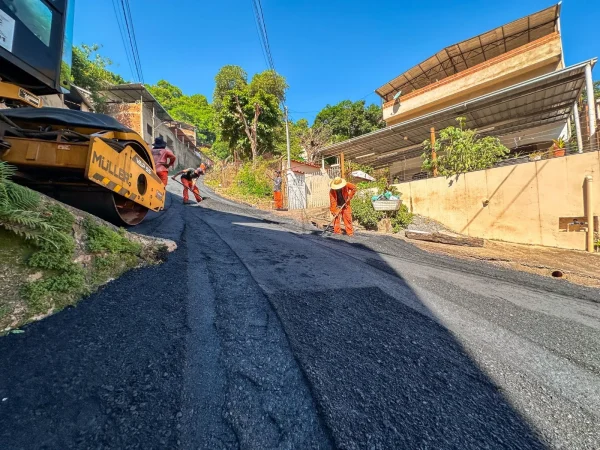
[0,189,548,449]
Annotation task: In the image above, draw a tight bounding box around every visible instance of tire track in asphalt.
[181,205,332,449]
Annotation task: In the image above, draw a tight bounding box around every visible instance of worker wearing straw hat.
[329,176,357,236]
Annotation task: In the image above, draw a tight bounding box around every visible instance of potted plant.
[529,151,544,161]
[552,138,566,157]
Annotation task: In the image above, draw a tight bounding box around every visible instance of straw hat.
[330,176,347,190]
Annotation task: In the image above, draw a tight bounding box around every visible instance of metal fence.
[286,172,306,210]
[285,172,331,210]
[305,173,331,208]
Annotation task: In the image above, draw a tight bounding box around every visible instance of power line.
[123,0,144,84]
[115,0,144,83]
[255,0,275,70]
[111,0,136,81]
[250,0,275,72]
[248,1,269,69]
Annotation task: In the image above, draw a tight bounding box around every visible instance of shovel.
[321,201,347,236]
[171,176,207,202]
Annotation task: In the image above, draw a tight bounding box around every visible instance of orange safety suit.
[273,191,283,209]
[329,183,357,236]
[181,168,203,203]
[273,175,283,209]
[152,147,176,186]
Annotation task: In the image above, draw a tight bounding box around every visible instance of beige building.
[319,4,599,250]
[321,4,597,182]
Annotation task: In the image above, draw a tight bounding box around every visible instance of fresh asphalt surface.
[1,179,599,449]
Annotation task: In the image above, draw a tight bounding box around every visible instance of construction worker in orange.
[172,167,204,204]
[329,176,357,236]
[151,136,176,185]
[273,170,284,210]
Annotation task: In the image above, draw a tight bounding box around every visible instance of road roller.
[0,0,165,225]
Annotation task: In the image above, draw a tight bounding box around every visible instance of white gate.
[305,173,331,208]
[286,172,306,210]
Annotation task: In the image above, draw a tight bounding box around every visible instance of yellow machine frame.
[0,80,166,222]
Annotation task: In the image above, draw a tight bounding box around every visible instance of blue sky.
[73,0,599,123]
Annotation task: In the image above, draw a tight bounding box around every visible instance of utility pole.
[284,106,291,170]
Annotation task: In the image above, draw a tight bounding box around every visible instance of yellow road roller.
[0,0,165,225]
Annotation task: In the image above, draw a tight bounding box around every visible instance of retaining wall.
[392,151,600,250]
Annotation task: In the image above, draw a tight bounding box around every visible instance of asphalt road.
[1,179,599,449]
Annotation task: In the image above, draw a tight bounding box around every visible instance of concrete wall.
[392,151,600,250]
[140,105,202,172]
[384,33,563,125]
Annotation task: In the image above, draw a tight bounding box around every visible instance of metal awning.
[100,83,173,122]
[321,59,594,169]
[375,4,561,102]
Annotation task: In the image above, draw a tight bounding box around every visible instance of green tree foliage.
[314,100,384,142]
[215,66,288,162]
[71,44,127,108]
[274,119,309,161]
[213,65,248,112]
[147,80,216,143]
[249,70,287,103]
[421,117,509,176]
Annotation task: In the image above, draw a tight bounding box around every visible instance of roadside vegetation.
[0,161,168,334]
[351,176,413,233]
[205,159,278,208]
[421,117,509,176]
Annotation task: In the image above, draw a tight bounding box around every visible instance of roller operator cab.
[0,0,166,226]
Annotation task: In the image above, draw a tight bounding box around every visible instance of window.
[146,123,153,136]
[166,137,174,148]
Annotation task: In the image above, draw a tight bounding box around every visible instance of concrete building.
[321,4,597,182]
[100,84,211,171]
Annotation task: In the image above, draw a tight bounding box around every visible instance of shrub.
[350,185,413,232]
[232,161,273,198]
[422,117,509,176]
[350,195,384,230]
[391,205,413,232]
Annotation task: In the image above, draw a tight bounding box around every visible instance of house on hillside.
[320,4,597,182]
[289,159,326,175]
[99,84,208,170]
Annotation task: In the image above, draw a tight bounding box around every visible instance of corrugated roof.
[375,4,561,102]
[100,83,173,122]
[321,59,594,169]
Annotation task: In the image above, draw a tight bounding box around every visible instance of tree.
[213,65,248,112]
[71,44,127,108]
[147,80,216,143]
[421,117,509,176]
[215,66,287,163]
[249,69,287,103]
[314,100,384,142]
[296,120,332,163]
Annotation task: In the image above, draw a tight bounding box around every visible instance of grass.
[0,195,164,333]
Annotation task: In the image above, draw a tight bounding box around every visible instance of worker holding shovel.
[172,166,204,204]
[328,176,357,236]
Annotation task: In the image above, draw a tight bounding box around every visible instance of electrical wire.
[111,0,136,81]
[115,0,144,83]
[123,0,144,84]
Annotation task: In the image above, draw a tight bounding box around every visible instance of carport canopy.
[320,60,594,170]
